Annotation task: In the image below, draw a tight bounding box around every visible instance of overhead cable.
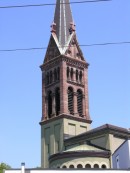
[0,0,111,9]
[0,41,130,52]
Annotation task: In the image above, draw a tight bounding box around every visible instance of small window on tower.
[67,67,69,79]
[70,68,73,80]
[57,67,60,80]
[47,72,50,85]
[79,71,82,83]
[76,69,78,81]
[50,71,52,84]
[54,68,57,81]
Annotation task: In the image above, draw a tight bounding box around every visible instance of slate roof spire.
[54,0,74,47]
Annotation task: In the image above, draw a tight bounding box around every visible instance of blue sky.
[0,0,130,168]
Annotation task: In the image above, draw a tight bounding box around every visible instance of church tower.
[40,0,92,168]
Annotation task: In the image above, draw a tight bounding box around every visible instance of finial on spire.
[69,22,76,34]
[51,22,56,33]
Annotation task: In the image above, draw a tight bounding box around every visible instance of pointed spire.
[54,0,74,47]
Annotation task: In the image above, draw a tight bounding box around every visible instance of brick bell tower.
[40,0,92,168]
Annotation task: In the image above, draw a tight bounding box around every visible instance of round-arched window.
[69,165,74,169]
[77,164,83,169]
[94,164,99,169]
[85,164,91,169]
[102,164,107,169]
[62,165,67,169]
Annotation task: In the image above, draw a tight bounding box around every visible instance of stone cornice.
[67,80,84,87]
[62,55,89,69]
[49,151,111,163]
[64,124,130,146]
[39,113,92,126]
[45,81,60,88]
[40,55,89,71]
[40,55,61,71]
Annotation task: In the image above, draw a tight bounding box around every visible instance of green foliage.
[0,163,11,173]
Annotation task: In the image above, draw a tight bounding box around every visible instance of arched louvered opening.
[68,87,74,115]
[76,69,78,81]
[55,87,60,116]
[70,68,73,80]
[77,89,83,116]
[57,67,60,80]
[79,71,82,83]
[54,68,57,81]
[67,67,69,79]
[48,91,52,118]
[50,71,53,84]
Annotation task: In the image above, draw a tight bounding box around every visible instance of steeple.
[54,0,74,47]
[40,0,92,168]
[41,0,91,121]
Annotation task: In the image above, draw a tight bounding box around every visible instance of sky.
[0,0,130,169]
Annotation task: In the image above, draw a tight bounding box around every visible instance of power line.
[0,0,111,9]
[0,41,130,52]
[0,47,45,52]
[80,41,130,47]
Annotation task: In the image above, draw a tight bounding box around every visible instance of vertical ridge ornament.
[54,0,73,47]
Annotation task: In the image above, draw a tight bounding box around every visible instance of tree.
[0,163,11,173]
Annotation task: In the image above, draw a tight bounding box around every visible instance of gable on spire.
[65,34,85,61]
[44,34,61,63]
